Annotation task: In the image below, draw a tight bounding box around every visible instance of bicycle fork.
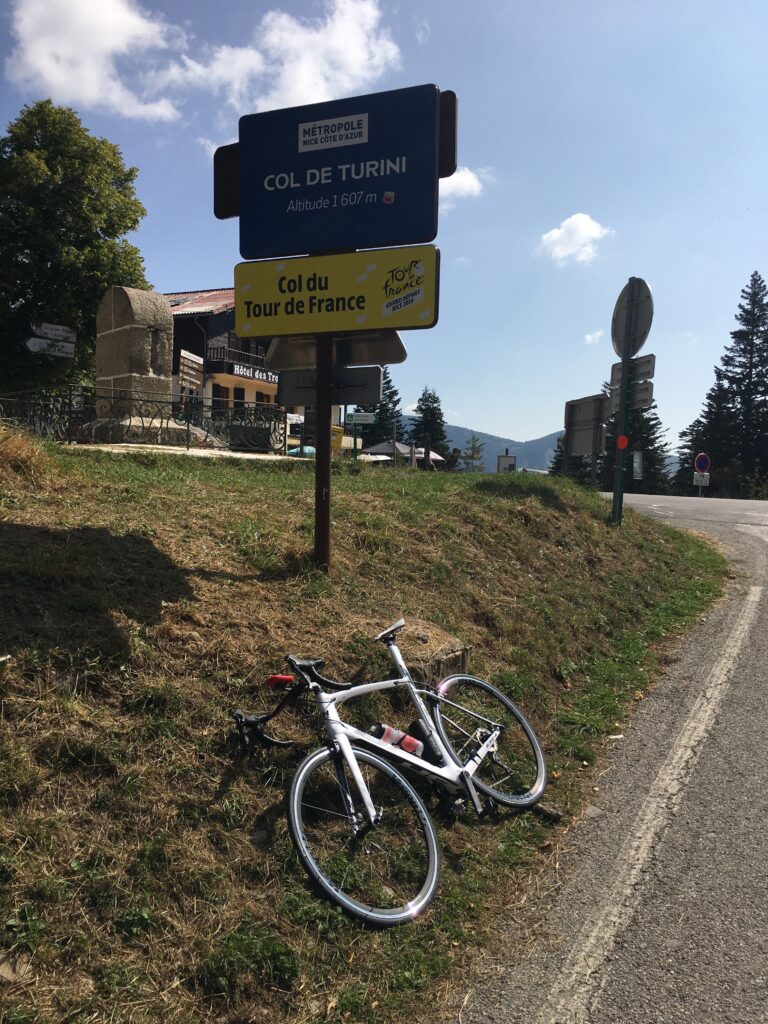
[332,732,381,831]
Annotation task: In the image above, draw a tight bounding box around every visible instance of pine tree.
[674,381,740,495]
[0,100,149,390]
[461,432,486,472]
[354,367,403,448]
[717,271,768,483]
[675,272,768,496]
[408,387,450,458]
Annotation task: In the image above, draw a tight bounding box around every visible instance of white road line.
[648,504,674,517]
[537,585,763,1024]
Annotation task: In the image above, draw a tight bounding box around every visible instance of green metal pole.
[611,278,639,526]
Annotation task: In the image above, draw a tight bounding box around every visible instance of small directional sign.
[32,322,77,343]
[610,353,656,389]
[278,366,383,407]
[346,411,376,425]
[609,380,654,415]
[25,336,75,358]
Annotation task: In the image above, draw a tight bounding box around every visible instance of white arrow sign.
[25,336,76,358]
[32,321,77,343]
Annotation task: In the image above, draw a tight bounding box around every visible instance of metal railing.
[206,345,267,369]
[0,386,287,454]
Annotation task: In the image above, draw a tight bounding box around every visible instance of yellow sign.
[235,245,439,337]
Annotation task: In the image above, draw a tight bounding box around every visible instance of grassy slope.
[0,432,726,1024]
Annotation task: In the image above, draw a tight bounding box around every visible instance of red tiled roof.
[165,289,234,316]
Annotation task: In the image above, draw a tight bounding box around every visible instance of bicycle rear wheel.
[287,746,441,926]
[432,675,547,808]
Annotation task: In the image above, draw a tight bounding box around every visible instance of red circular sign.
[694,452,711,473]
[617,435,629,450]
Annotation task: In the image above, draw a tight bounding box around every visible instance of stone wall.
[95,287,173,401]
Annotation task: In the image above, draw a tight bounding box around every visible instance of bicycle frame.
[309,641,503,826]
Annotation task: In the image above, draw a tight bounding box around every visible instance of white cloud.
[196,137,218,159]
[414,18,431,45]
[155,0,400,113]
[5,0,178,121]
[584,329,604,346]
[5,0,400,121]
[255,0,399,111]
[537,213,614,266]
[153,47,266,112]
[439,166,491,213]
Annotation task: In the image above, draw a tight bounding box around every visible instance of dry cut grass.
[0,422,51,487]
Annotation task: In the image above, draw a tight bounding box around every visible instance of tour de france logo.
[381,259,425,318]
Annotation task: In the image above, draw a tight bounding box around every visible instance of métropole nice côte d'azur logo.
[261,110,407,205]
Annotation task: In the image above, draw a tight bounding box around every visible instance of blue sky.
[3,0,767,445]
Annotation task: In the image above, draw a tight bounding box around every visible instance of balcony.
[206,344,278,384]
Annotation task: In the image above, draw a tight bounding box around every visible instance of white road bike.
[233,619,547,926]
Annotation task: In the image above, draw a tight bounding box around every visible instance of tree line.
[353,372,486,470]
[675,271,768,497]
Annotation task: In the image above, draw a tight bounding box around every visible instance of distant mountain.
[403,416,562,472]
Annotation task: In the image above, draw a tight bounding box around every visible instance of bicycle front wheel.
[432,675,547,808]
[287,746,441,926]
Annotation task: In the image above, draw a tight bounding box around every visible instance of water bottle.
[369,722,424,757]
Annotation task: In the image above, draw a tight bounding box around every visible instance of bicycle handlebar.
[285,655,352,691]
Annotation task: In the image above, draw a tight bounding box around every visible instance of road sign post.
[218,84,453,572]
[610,277,653,525]
[314,338,333,571]
[694,454,711,497]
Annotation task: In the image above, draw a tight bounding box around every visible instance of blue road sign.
[238,85,440,260]
[694,452,711,474]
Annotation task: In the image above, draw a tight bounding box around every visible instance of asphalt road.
[450,493,768,1024]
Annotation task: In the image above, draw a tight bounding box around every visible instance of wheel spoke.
[433,677,545,808]
[288,748,440,924]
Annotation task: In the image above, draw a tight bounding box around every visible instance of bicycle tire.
[432,675,547,808]
[287,745,441,926]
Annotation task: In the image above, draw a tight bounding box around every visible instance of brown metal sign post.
[314,337,333,571]
[217,84,456,573]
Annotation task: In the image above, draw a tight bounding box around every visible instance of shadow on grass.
[0,523,195,667]
[472,475,569,511]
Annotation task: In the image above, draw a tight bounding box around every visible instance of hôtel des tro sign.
[237,85,441,259]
